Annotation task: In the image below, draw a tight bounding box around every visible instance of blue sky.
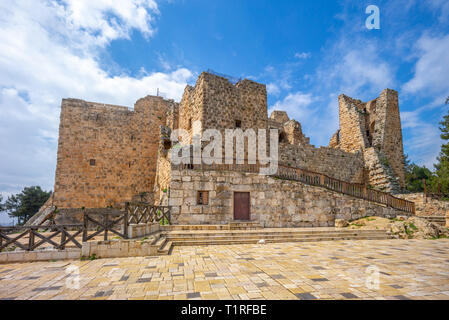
[1,0,449,224]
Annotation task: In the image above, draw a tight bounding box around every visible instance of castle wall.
[178,85,203,143]
[338,95,369,153]
[373,90,406,188]
[201,73,268,133]
[279,144,366,183]
[169,169,402,227]
[53,96,173,209]
[336,90,406,192]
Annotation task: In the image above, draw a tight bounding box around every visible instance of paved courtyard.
[0,239,449,300]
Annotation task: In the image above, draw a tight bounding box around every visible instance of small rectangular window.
[188,118,192,130]
[235,120,242,128]
[197,191,209,205]
[89,159,96,166]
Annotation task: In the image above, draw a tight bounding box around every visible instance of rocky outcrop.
[335,219,349,228]
[389,217,449,239]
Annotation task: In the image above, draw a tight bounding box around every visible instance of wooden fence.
[0,204,171,252]
[423,179,449,201]
[275,165,415,214]
[125,202,171,225]
[172,162,415,214]
[0,224,83,252]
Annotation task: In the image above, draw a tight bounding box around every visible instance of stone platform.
[1,239,449,300]
[153,226,392,255]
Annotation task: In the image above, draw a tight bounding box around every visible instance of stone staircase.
[151,226,392,255]
[419,216,446,226]
[364,147,402,194]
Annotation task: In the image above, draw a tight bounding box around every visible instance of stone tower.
[178,71,268,143]
[329,89,405,193]
[53,96,177,209]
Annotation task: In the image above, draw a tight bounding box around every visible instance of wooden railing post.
[423,179,427,203]
[28,228,34,251]
[123,202,129,239]
[104,214,109,241]
[60,227,66,250]
[82,211,88,243]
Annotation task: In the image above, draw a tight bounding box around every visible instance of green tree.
[4,187,51,225]
[404,154,435,192]
[0,194,3,211]
[431,97,449,194]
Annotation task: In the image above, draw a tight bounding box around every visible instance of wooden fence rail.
[125,203,171,226]
[275,165,415,214]
[82,212,128,242]
[0,204,171,252]
[0,224,83,252]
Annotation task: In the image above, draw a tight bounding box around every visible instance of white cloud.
[269,92,314,121]
[426,0,449,23]
[323,44,394,98]
[403,122,441,169]
[267,83,280,96]
[0,0,193,197]
[269,92,340,147]
[403,33,449,97]
[294,52,311,59]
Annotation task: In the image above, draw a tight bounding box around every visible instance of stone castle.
[49,71,409,227]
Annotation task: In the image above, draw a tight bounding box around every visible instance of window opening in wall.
[197,191,209,205]
[235,120,242,128]
[188,118,192,130]
[279,132,287,143]
[89,159,96,166]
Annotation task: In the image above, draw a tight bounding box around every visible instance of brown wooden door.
[234,192,250,221]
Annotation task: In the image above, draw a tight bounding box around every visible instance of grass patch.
[81,254,99,261]
[408,223,418,231]
[350,223,364,228]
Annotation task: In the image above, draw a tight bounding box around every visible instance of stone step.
[162,222,263,231]
[166,232,389,241]
[164,229,387,238]
[154,235,166,247]
[157,239,173,255]
[170,235,391,246]
[162,225,230,231]
[167,234,389,242]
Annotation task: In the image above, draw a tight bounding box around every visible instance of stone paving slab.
[0,239,448,300]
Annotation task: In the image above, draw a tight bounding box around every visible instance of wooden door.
[234,192,250,221]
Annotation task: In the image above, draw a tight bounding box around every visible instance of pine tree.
[432,97,449,194]
[4,187,51,225]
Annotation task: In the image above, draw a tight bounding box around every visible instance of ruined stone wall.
[178,85,202,143]
[154,127,173,205]
[397,193,449,217]
[201,73,268,133]
[169,169,402,227]
[53,96,173,209]
[338,95,368,153]
[279,144,366,183]
[373,90,405,188]
[334,90,406,191]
